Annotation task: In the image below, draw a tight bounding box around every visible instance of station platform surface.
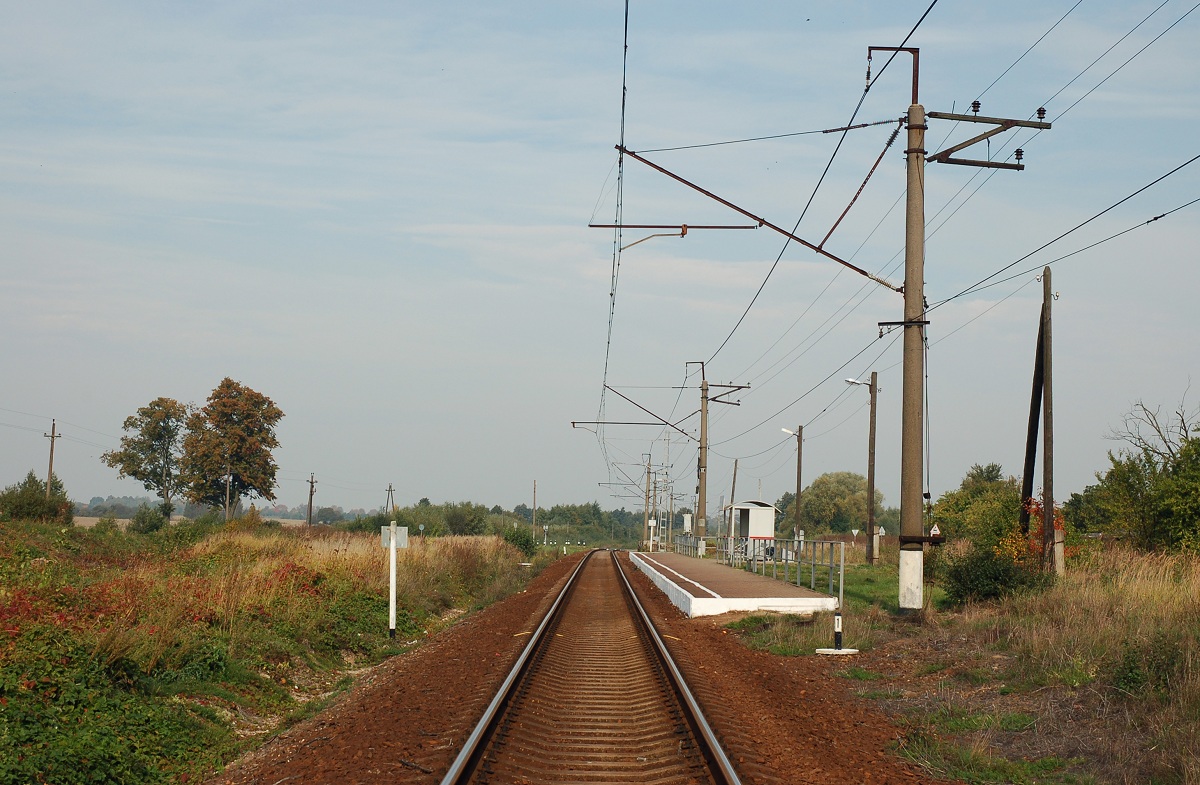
[631,551,838,618]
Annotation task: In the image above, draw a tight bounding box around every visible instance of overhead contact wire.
[705,0,939,366]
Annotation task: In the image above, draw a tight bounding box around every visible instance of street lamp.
[846,373,879,564]
[781,426,803,541]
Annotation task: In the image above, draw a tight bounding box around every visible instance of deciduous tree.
[180,378,284,519]
[797,472,878,534]
[931,465,1021,548]
[101,397,191,517]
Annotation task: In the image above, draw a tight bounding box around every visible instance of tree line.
[7,385,1196,558]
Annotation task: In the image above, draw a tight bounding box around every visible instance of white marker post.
[380,521,410,639]
[816,612,860,656]
[389,520,397,639]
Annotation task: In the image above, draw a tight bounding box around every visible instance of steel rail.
[438,550,595,785]
[439,550,742,785]
[612,553,743,785]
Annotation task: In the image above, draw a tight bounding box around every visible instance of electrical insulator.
[971,100,981,115]
[1037,107,1047,120]
[1014,149,1024,162]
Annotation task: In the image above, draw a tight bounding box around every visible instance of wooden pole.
[44,420,60,500]
[1019,319,1045,535]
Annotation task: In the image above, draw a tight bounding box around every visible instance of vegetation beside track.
[0,515,548,784]
[726,544,1200,784]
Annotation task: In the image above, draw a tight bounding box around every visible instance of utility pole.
[697,378,709,537]
[643,458,652,550]
[651,470,660,552]
[43,419,61,500]
[873,45,1051,611]
[306,473,317,526]
[867,371,878,565]
[1042,268,1061,574]
[730,458,738,506]
[668,487,676,549]
[782,426,803,540]
[1019,314,1045,537]
[898,97,927,612]
[385,483,397,515]
[689,362,749,539]
[532,479,537,538]
[848,375,880,563]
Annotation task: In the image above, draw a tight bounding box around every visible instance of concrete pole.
[532,480,537,537]
[866,372,878,565]
[668,488,674,548]
[697,379,709,537]
[652,471,659,552]
[1042,267,1062,574]
[899,102,927,612]
[794,426,803,541]
[643,460,651,550]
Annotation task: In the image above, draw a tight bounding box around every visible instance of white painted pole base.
[898,548,923,611]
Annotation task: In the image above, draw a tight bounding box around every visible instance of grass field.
[0,517,546,784]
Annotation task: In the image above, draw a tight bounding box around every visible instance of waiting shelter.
[726,499,778,540]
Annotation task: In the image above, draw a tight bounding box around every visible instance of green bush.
[502,525,538,558]
[0,470,73,524]
[942,544,1048,606]
[93,514,120,535]
[128,503,167,534]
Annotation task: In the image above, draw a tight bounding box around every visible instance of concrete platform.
[631,551,838,618]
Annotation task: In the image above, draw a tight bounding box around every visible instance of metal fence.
[671,535,844,609]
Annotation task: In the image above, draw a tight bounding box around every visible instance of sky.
[2,1,1198,518]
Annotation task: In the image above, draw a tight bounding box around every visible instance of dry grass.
[957,547,1200,783]
[82,529,530,674]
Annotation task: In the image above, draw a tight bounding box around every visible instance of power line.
[0,421,44,434]
[974,0,1088,101]
[704,1,941,366]
[681,1,1126,452]
[636,118,900,153]
[596,0,633,481]
[939,196,1197,310]
[711,332,888,447]
[930,152,1200,311]
[916,0,1191,251]
[1048,0,1191,122]
[727,0,1158,404]
[805,399,870,442]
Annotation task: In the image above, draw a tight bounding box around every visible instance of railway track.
[440,549,741,785]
